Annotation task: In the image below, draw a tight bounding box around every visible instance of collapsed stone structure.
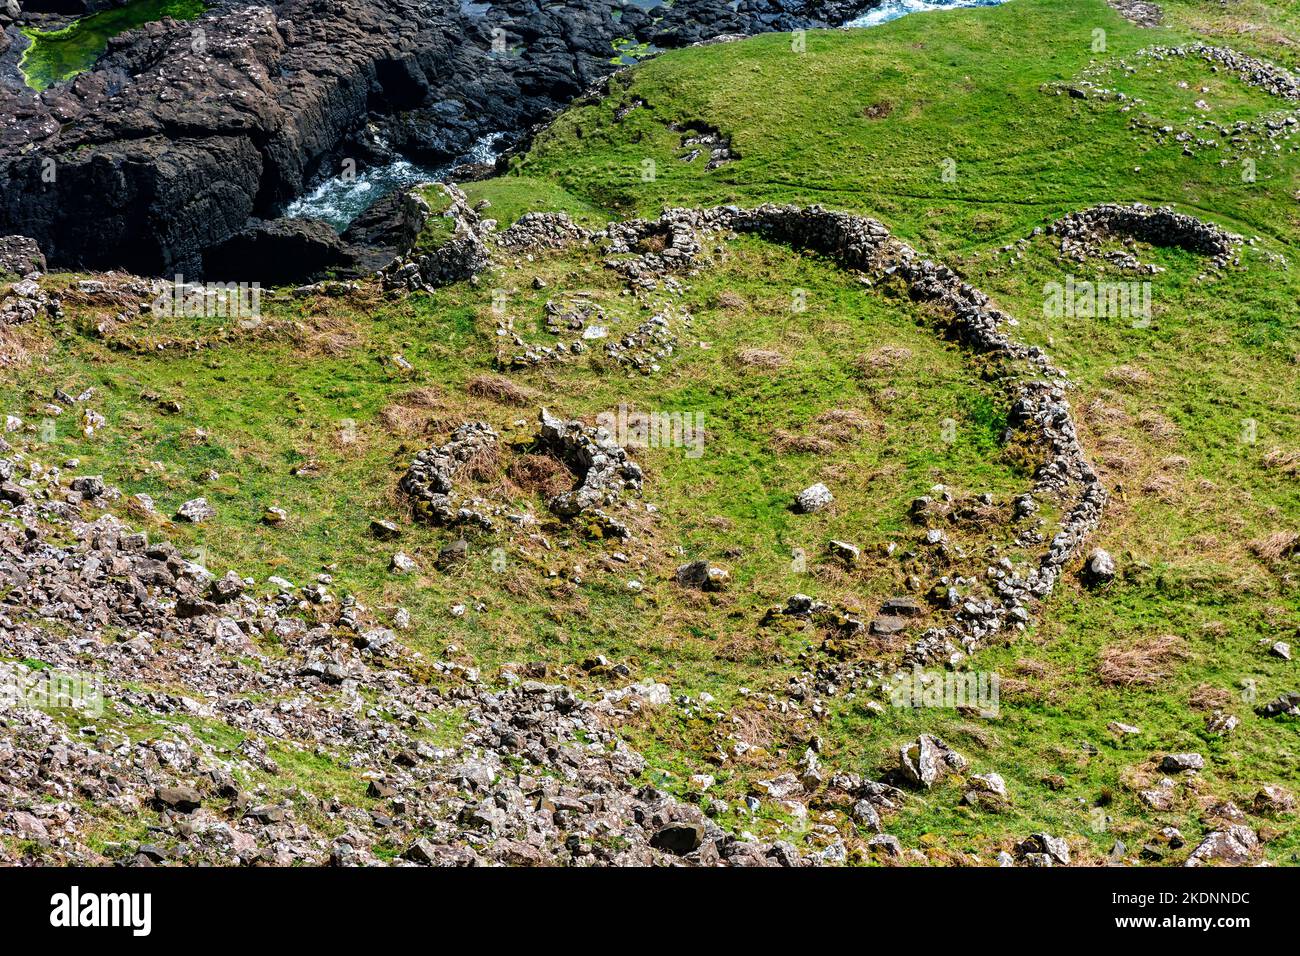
[400,421,501,531]
[400,409,643,540]
[536,407,643,520]
[379,185,493,293]
[430,199,1113,665]
[499,212,596,252]
[1139,43,1300,102]
[1048,202,1244,272]
[1,189,1278,865]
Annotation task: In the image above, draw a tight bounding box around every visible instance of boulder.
[154,785,203,813]
[880,596,923,617]
[827,539,860,564]
[175,498,215,523]
[1083,547,1116,585]
[675,560,729,592]
[649,821,705,855]
[204,218,357,284]
[1252,786,1295,816]
[1160,753,1205,773]
[1184,825,1258,867]
[0,236,45,275]
[1016,832,1071,866]
[794,482,833,513]
[898,734,966,789]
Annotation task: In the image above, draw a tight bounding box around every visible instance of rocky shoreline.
[0,0,881,281]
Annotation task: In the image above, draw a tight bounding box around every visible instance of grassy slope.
[3,0,1298,863]
[488,0,1300,860]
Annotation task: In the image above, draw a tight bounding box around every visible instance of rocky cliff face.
[0,0,877,279]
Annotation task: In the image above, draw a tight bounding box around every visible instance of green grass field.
[3,0,1297,863]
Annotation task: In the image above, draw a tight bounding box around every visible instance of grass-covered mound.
[3,0,1298,864]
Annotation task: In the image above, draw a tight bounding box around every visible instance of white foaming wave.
[846,0,1009,29]
[285,132,506,230]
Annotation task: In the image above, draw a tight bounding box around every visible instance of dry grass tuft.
[636,231,669,254]
[1137,410,1178,441]
[467,374,538,407]
[314,332,359,357]
[714,290,747,311]
[1096,435,1141,474]
[855,345,912,376]
[814,407,878,442]
[1103,365,1152,387]
[462,443,502,484]
[774,431,836,454]
[396,386,445,408]
[1189,683,1233,712]
[1082,397,1131,425]
[294,315,361,356]
[0,325,39,368]
[1262,447,1300,475]
[1140,473,1180,503]
[735,347,788,369]
[1098,633,1189,687]
[377,387,456,437]
[506,454,574,498]
[1249,530,1300,564]
[378,404,435,436]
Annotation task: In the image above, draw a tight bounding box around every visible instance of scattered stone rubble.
[379,185,492,293]
[1016,831,1072,867]
[1141,44,1300,104]
[674,560,731,592]
[1106,0,1162,28]
[603,310,682,373]
[1,274,60,329]
[670,120,737,169]
[0,457,813,866]
[1045,42,1300,173]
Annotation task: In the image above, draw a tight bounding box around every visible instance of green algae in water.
[20,0,208,92]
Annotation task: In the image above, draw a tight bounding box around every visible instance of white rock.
[794,482,833,514]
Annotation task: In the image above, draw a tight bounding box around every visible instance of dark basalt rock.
[340,190,431,274]
[0,0,881,282]
[22,0,126,11]
[203,217,355,284]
